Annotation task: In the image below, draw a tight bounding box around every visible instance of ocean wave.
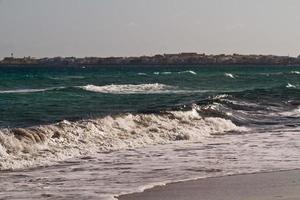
[78,83,175,94]
[153,72,172,75]
[279,106,300,117]
[286,83,296,88]
[0,87,65,94]
[178,70,197,75]
[290,71,300,75]
[211,94,230,100]
[224,73,235,79]
[137,73,147,76]
[0,84,212,95]
[78,84,212,94]
[0,108,246,170]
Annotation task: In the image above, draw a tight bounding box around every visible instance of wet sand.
[118,170,300,200]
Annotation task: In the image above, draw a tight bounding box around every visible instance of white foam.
[79,83,175,94]
[212,94,230,100]
[178,70,197,75]
[279,106,300,117]
[286,83,296,88]
[79,84,211,94]
[153,72,172,75]
[137,73,147,76]
[0,87,64,94]
[290,71,300,75]
[224,73,235,79]
[0,109,246,170]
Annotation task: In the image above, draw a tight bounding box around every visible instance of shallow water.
[1,125,299,200]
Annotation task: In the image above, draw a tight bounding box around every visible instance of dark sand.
[118,170,300,200]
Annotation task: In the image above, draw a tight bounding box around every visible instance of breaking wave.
[0,84,212,95]
[0,108,246,170]
[153,72,172,75]
[286,83,296,88]
[279,106,300,117]
[178,70,197,75]
[290,71,300,75]
[224,73,235,79]
[79,83,175,94]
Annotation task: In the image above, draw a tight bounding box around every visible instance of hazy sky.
[1,0,300,58]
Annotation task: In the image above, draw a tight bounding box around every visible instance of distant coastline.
[1,53,300,66]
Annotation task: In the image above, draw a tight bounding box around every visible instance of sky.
[1,0,300,58]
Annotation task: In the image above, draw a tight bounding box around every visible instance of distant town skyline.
[1,0,300,59]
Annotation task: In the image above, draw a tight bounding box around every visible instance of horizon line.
[1,52,299,60]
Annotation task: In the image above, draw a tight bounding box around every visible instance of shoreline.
[1,64,300,67]
[1,53,300,66]
[117,169,300,200]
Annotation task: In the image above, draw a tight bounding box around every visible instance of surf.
[78,83,174,94]
[178,70,197,75]
[0,108,246,170]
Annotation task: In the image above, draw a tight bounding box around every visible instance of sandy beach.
[118,170,300,200]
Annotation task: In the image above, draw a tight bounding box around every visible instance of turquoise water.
[1,65,300,128]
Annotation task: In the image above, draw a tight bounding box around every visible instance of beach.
[1,1,300,199]
[119,170,300,200]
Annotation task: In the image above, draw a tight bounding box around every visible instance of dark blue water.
[1,65,300,128]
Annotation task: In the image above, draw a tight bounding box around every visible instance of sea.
[0,65,300,200]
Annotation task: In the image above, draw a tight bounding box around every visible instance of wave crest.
[286,83,296,88]
[290,71,300,75]
[224,73,235,79]
[178,70,197,75]
[0,109,246,170]
[79,83,174,94]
